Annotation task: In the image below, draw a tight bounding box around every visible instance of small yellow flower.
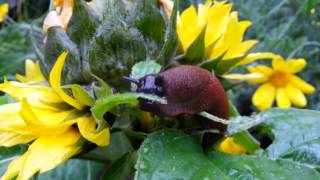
[218,137,247,155]
[0,3,9,23]
[176,0,275,63]
[0,53,109,180]
[43,0,74,33]
[227,56,315,111]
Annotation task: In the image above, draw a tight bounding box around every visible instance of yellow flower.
[176,0,275,64]
[0,53,109,180]
[43,0,74,33]
[218,137,247,155]
[0,3,8,23]
[227,56,315,111]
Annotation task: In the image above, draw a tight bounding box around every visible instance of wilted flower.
[218,137,247,155]
[0,3,8,23]
[226,55,316,111]
[0,52,109,180]
[176,0,274,63]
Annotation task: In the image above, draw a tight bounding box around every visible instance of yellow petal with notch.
[16,60,46,83]
[77,116,110,146]
[49,52,84,110]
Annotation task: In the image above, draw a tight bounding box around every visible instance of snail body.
[137,65,229,121]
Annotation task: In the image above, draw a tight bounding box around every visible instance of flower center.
[269,71,290,87]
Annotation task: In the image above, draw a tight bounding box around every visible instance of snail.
[124,65,229,135]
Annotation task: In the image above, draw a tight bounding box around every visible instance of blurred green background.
[0,0,319,113]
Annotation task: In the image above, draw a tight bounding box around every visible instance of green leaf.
[184,28,206,63]
[228,99,240,118]
[135,129,320,179]
[258,108,320,168]
[91,93,166,130]
[91,74,112,99]
[210,152,320,179]
[131,61,162,80]
[62,84,95,106]
[0,96,9,105]
[88,0,147,88]
[156,0,179,65]
[134,0,166,44]
[215,56,245,75]
[101,153,136,180]
[67,0,100,81]
[0,146,26,176]
[79,132,133,164]
[38,159,103,180]
[130,61,162,91]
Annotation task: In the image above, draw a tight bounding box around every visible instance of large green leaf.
[78,131,133,165]
[101,153,136,180]
[227,108,320,169]
[135,129,320,179]
[259,108,320,168]
[39,159,103,180]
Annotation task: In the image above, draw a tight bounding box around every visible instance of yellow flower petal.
[54,0,63,8]
[223,73,266,84]
[286,58,306,74]
[0,3,8,22]
[272,55,286,70]
[291,75,315,94]
[20,99,77,136]
[248,65,273,76]
[0,80,63,110]
[77,116,110,146]
[218,137,247,155]
[252,83,276,111]
[238,52,276,65]
[205,1,232,46]
[43,11,64,33]
[276,88,291,108]
[15,129,81,180]
[177,5,203,51]
[49,52,84,110]
[59,0,74,30]
[1,156,25,180]
[224,40,258,60]
[286,84,307,107]
[16,60,46,83]
[0,103,27,133]
[0,131,36,147]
